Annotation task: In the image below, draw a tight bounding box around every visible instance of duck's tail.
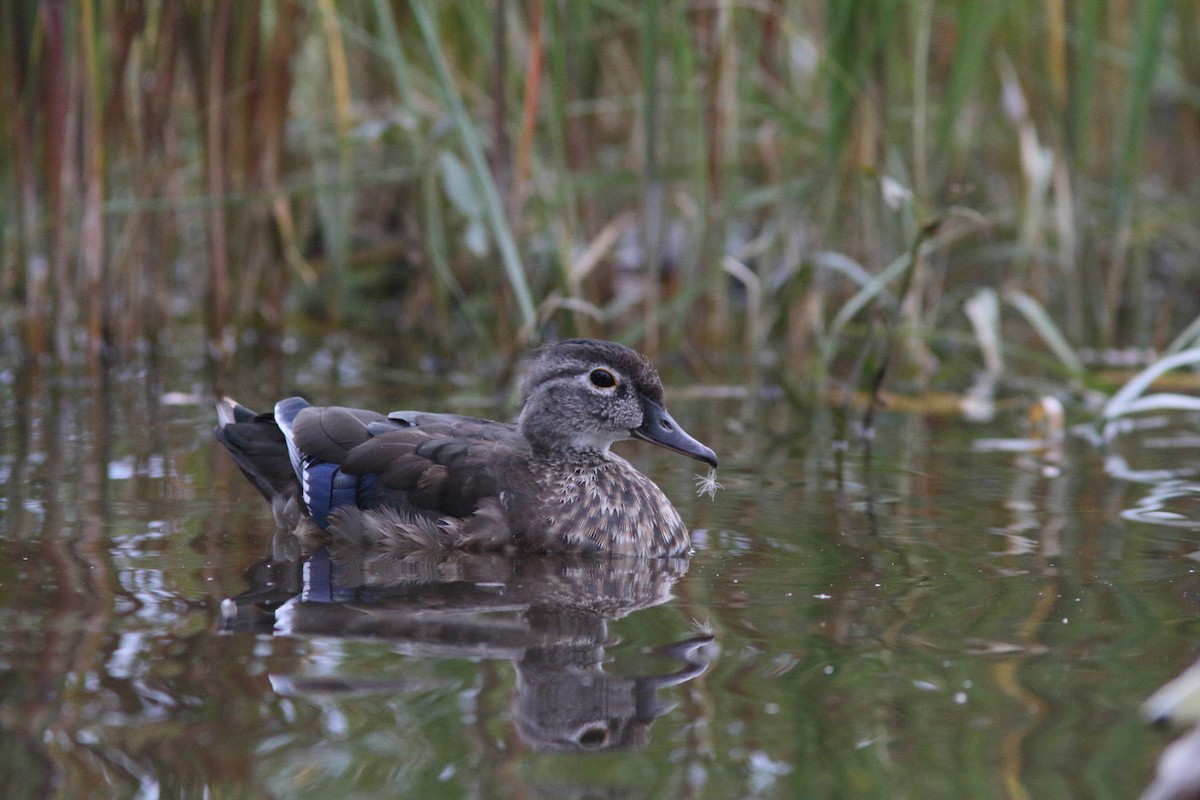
[214,397,301,506]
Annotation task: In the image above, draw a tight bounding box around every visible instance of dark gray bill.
[632,397,718,468]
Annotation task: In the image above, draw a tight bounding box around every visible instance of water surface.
[2,350,1198,799]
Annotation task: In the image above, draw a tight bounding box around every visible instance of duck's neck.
[518,409,616,466]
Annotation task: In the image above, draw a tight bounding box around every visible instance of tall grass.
[1,1,1199,389]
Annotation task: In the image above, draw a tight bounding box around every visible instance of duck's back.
[277,400,531,527]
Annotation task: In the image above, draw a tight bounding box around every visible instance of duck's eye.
[589,368,617,388]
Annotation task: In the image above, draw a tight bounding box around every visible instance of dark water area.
[3,344,1200,799]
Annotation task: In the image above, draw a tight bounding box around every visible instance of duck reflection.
[222,527,715,752]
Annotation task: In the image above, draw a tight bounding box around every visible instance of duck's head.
[517,338,718,467]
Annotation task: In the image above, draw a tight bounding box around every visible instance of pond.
[2,343,1199,799]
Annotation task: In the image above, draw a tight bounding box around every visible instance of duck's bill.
[633,398,718,468]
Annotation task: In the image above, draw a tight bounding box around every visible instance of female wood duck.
[216,339,717,558]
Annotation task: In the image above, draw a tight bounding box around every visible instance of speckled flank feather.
[514,452,689,557]
[215,339,716,558]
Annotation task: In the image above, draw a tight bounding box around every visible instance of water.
[2,349,1199,799]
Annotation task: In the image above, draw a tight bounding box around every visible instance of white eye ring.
[589,368,618,389]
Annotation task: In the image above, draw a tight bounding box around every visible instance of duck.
[215,338,718,558]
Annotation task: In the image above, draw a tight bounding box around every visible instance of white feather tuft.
[694,468,722,500]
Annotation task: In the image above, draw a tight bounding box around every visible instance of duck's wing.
[276,397,392,465]
[338,412,528,520]
[277,399,527,528]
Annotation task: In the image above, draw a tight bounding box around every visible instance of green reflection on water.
[1,354,1197,799]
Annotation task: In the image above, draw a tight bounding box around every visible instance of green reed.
[1,0,1198,393]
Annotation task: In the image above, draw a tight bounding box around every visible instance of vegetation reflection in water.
[4,354,1200,797]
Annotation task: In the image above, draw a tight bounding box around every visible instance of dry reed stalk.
[515,0,545,224]
[197,0,234,358]
[5,3,42,354]
[80,0,106,360]
[491,0,512,219]
[316,0,355,331]
[40,0,71,358]
[260,2,304,343]
[639,0,662,358]
[142,0,184,347]
[703,1,737,346]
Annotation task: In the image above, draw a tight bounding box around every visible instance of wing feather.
[340,417,527,519]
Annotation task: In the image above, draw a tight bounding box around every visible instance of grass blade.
[409,0,537,337]
[1004,289,1084,379]
[1104,348,1200,419]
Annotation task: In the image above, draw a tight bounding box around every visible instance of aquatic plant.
[1,0,1197,395]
